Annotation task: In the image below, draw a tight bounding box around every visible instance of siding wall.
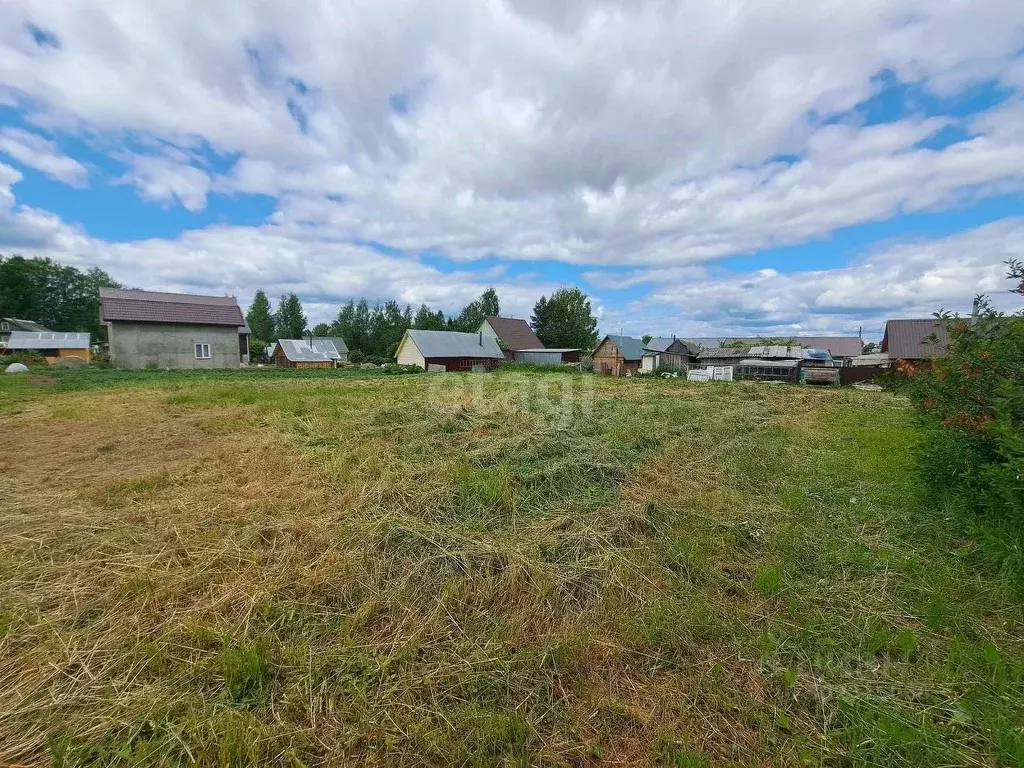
[108,322,240,369]
[396,337,426,368]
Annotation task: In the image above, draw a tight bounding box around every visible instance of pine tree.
[274,293,307,339]
[246,289,275,343]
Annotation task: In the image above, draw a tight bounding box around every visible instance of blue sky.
[1,1,1023,340]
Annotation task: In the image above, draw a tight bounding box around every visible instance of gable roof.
[5,331,90,349]
[1,317,51,333]
[482,316,543,350]
[405,329,505,359]
[644,337,696,354]
[789,336,862,358]
[881,319,950,359]
[100,288,244,327]
[277,338,334,363]
[310,337,348,359]
[599,335,645,361]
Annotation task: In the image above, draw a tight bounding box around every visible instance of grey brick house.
[99,288,248,369]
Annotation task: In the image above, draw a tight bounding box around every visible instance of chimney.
[970,296,982,325]
[478,331,483,346]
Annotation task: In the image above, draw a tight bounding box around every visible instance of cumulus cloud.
[116,153,212,212]
[593,219,1024,338]
[0,127,88,185]
[0,0,1022,268]
[0,1,1023,335]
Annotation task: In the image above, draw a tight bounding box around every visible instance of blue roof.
[405,329,505,359]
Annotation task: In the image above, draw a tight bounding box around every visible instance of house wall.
[108,322,240,369]
[594,338,638,376]
[423,356,501,372]
[396,337,426,368]
[592,338,621,375]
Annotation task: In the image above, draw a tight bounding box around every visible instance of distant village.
[2,285,952,386]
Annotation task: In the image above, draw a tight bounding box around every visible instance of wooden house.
[592,335,645,376]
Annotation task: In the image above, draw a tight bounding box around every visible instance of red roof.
[100,288,244,327]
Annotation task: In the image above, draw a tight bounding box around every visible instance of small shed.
[513,348,581,366]
[273,339,336,368]
[3,331,91,365]
[593,335,645,376]
[396,329,505,371]
[641,337,696,372]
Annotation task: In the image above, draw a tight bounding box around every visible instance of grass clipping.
[0,370,1022,767]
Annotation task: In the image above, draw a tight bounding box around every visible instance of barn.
[396,329,505,371]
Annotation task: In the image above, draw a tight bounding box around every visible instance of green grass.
[0,368,1022,766]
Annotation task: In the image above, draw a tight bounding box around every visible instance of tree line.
[247,286,599,360]
[0,254,600,359]
[0,255,120,340]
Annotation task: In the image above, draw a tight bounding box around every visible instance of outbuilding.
[396,329,505,371]
[593,335,645,376]
[641,337,697,372]
[3,331,91,365]
[272,338,342,368]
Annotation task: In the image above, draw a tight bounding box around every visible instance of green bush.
[900,266,1023,517]
[348,349,365,364]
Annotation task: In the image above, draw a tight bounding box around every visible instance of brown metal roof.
[482,316,543,350]
[880,319,950,359]
[790,336,863,358]
[100,288,244,327]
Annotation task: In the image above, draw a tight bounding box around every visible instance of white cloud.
[0,127,87,185]
[0,1,1023,337]
[592,219,1024,338]
[0,1,1022,270]
[117,153,212,212]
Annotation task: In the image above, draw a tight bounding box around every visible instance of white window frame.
[0,322,9,331]
[194,343,211,359]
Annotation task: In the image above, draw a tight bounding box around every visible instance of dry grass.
[0,370,1022,767]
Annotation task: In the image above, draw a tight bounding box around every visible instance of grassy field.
[1,368,1022,767]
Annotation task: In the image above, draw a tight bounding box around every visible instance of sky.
[1,1,1023,341]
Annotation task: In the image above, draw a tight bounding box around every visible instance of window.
[0,322,8,331]
[194,343,211,359]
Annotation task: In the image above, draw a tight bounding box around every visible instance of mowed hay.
[1,372,1022,767]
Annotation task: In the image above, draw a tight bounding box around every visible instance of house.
[593,335,645,376]
[880,319,951,362]
[396,329,505,371]
[99,288,248,369]
[3,331,91,365]
[478,316,543,357]
[272,338,343,368]
[1,317,51,345]
[641,337,697,372]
